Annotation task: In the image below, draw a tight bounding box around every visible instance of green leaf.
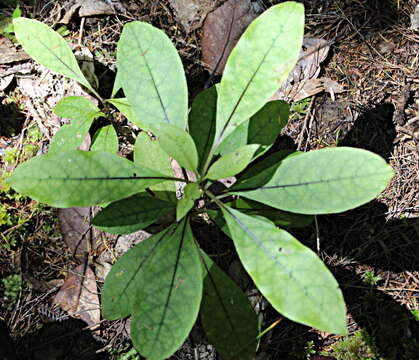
[117,21,188,129]
[102,220,202,359]
[233,147,395,214]
[49,118,93,153]
[91,125,119,153]
[111,70,122,98]
[206,144,259,180]
[215,2,304,144]
[102,225,176,319]
[7,151,172,207]
[107,98,145,129]
[231,150,300,191]
[53,96,102,119]
[49,96,103,153]
[233,198,313,228]
[200,252,258,360]
[221,206,347,334]
[217,100,289,157]
[188,86,217,173]
[176,183,200,221]
[13,18,94,93]
[92,193,175,234]
[134,132,176,200]
[150,123,198,173]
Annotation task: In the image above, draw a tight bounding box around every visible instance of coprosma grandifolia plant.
[7,2,394,359]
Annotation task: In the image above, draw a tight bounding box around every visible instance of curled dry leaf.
[60,0,122,24]
[0,37,30,65]
[201,0,258,74]
[52,264,100,329]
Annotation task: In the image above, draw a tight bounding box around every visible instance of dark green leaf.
[200,252,258,360]
[188,86,217,173]
[92,193,175,234]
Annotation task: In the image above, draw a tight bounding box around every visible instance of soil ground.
[0,0,418,359]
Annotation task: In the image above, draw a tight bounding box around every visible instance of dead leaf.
[58,207,95,262]
[60,0,123,24]
[52,265,100,329]
[201,0,258,74]
[271,37,331,101]
[168,0,220,33]
[0,37,30,65]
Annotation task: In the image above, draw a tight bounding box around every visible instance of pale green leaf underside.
[134,132,176,197]
[13,18,93,92]
[92,193,175,235]
[206,144,259,180]
[117,21,188,130]
[215,2,304,143]
[233,147,395,214]
[130,220,202,359]
[150,123,198,172]
[200,252,258,360]
[222,206,347,334]
[91,125,119,153]
[7,151,169,207]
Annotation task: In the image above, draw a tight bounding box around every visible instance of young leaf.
[117,21,188,129]
[215,2,304,144]
[53,96,102,119]
[200,252,258,360]
[7,151,173,207]
[49,118,93,153]
[176,183,200,221]
[131,220,202,359]
[233,198,313,228]
[221,206,347,334]
[107,98,145,129]
[91,125,119,153]
[233,147,395,214]
[13,18,95,94]
[231,150,301,191]
[92,193,175,235]
[188,86,217,173]
[216,100,289,157]
[206,144,259,180]
[134,132,176,199]
[150,123,198,173]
